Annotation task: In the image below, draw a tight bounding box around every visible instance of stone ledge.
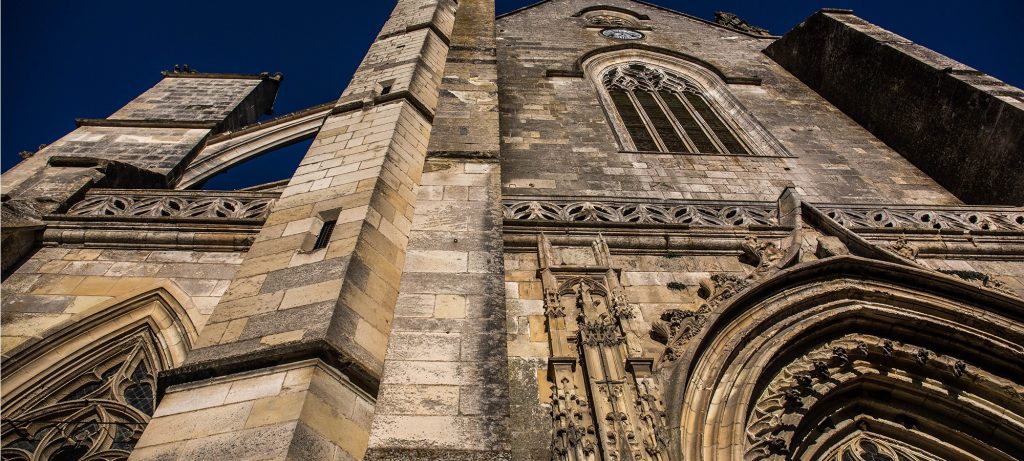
[159,71,283,81]
[75,118,219,129]
[158,339,380,400]
[365,448,511,461]
[40,220,261,251]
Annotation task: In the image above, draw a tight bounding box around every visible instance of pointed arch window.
[1,332,160,461]
[603,63,751,155]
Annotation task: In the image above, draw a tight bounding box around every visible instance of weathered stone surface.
[3,1,1024,461]
[766,10,1024,205]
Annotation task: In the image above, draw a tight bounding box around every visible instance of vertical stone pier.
[366,0,510,459]
[130,1,462,459]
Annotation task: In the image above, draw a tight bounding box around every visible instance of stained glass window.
[1,335,159,461]
[602,63,751,155]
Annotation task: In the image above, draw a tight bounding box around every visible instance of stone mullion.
[652,90,699,154]
[132,1,458,459]
[624,90,668,153]
[674,91,731,155]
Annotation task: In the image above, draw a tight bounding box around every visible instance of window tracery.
[820,433,943,461]
[602,63,751,155]
[1,333,159,461]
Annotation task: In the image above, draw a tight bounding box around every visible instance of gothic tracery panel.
[1,333,161,461]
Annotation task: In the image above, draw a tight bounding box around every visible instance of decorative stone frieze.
[64,189,276,220]
[503,199,778,226]
[821,205,1024,232]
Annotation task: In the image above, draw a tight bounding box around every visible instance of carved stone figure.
[713,11,771,36]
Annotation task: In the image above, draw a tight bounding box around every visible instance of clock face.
[601,28,644,40]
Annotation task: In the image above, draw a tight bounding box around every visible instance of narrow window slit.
[313,220,336,250]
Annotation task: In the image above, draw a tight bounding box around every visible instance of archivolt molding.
[580,49,789,158]
[745,333,1022,460]
[663,256,1024,461]
[1,284,200,406]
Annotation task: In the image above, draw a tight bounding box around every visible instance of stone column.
[365,0,509,459]
[131,1,461,459]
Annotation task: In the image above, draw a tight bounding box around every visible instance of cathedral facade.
[2,1,1023,460]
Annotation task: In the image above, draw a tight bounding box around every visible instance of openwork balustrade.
[63,189,278,221]
[502,199,779,226]
[503,199,1024,234]
[821,205,1024,232]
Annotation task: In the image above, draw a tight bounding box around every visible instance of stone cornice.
[75,118,219,129]
[160,71,283,81]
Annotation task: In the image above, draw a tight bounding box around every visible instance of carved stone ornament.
[578,314,624,347]
[654,273,748,366]
[823,206,1024,232]
[586,14,637,28]
[713,12,771,36]
[539,236,670,461]
[886,236,919,260]
[743,334,1012,460]
[741,235,784,278]
[65,190,276,220]
[603,63,701,94]
[504,199,778,227]
[1,335,158,461]
[938,269,1019,297]
[819,433,943,461]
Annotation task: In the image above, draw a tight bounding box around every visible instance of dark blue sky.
[3,0,1022,187]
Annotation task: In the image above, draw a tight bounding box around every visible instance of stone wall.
[133,1,462,458]
[766,10,1024,205]
[1,248,243,353]
[496,0,959,205]
[368,0,510,457]
[368,159,508,459]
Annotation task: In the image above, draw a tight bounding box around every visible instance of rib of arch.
[174,102,332,190]
[1,284,200,410]
[663,255,1024,461]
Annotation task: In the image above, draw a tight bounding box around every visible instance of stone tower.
[2,1,1023,460]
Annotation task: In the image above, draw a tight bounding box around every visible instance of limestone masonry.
[2,1,1023,460]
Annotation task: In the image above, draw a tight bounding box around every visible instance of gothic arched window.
[602,63,751,155]
[1,332,159,461]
